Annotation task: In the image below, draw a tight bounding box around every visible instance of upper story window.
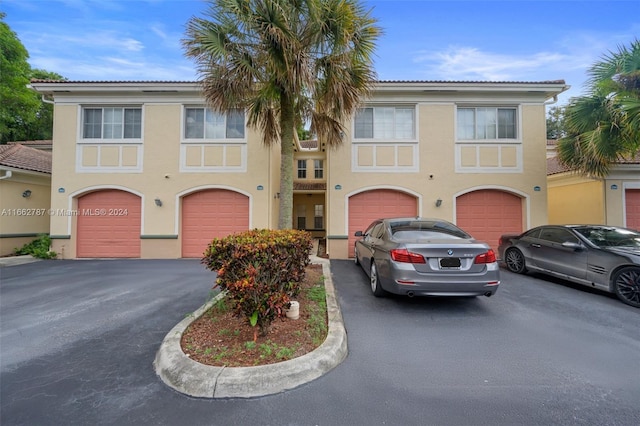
[457,107,517,140]
[184,107,245,140]
[354,106,415,140]
[83,107,142,140]
[314,160,323,179]
[297,160,307,178]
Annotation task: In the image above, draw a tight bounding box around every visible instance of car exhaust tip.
[484,292,493,297]
[407,291,415,298]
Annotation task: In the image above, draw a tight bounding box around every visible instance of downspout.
[40,94,54,105]
[0,170,12,180]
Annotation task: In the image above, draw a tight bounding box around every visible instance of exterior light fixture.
[435,198,442,207]
[22,189,32,198]
[334,185,342,190]
[154,198,163,207]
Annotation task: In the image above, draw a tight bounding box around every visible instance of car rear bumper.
[379,262,501,297]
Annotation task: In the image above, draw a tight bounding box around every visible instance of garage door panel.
[77,190,141,258]
[626,189,640,230]
[456,190,522,252]
[348,189,417,257]
[182,189,249,258]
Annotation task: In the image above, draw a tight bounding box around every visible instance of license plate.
[440,257,461,268]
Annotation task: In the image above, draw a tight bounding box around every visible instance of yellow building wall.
[0,174,52,256]
[327,103,549,258]
[548,175,604,224]
[48,102,275,258]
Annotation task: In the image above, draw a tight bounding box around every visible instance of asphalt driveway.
[1,259,639,425]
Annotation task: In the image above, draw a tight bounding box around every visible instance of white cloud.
[412,46,576,81]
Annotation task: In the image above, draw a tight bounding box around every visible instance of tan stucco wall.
[0,173,51,256]
[547,175,604,224]
[326,103,549,258]
[49,103,275,258]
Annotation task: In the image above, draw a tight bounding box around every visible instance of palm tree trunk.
[278,93,295,229]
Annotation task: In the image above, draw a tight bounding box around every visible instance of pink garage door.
[77,190,141,258]
[626,189,640,230]
[456,189,522,252]
[182,189,250,258]
[348,189,417,257]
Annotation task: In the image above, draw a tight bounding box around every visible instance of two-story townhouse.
[30,79,567,259]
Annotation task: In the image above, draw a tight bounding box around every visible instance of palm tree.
[183,0,380,228]
[557,39,640,177]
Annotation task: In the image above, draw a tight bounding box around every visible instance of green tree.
[546,105,566,140]
[0,13,63,143]
[0,12,39,143]
[557,39,640,177]
[183,0,380,228]
[23,69,65,141]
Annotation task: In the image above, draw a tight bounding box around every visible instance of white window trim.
[454,105,522,143]
[75,144,143,173]
[454,144,523,173]
[77,105,144,144]
[179,144,248,173]
[351,143,419,173]
[181,105,247,144]
[352,104,418,143]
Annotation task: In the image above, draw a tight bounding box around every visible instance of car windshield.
[390,220,469,240]
[575,227,640,248]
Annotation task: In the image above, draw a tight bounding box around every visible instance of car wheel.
[370,262,386,297]
[612,266,640,308]
[354,246,360,265]
[505,248,527,274]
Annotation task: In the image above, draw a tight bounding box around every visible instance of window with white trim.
[354,106,415,140]
[82,107,142,139]
[297,205,306,230]
[314,160,323,179]
[457,107,517,140]
[297,160,307,178]
[314,204,324,229]
[184,107,245,139]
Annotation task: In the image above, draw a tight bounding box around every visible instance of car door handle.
[531,243,541,248]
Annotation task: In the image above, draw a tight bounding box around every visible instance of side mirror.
[562,241,583,251]
[354,231,363,237]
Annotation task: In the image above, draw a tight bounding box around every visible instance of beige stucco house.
[0,143,52,256]
[29,79,568,259]
[547,153,640,229]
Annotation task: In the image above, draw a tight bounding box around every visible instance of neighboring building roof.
[0,144,52,174]
[7,140,53,150]
[547,156,571,175]
[547,152,640,176]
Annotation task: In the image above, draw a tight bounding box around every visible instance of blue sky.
[2,0,639,105]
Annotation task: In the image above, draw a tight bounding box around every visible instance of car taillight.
[474,249,497,264]
[390,249,426,264]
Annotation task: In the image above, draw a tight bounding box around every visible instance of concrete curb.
[153,258,347,398]
[0,255,41,267]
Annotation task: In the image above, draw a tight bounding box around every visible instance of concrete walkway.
[153,255,348,398]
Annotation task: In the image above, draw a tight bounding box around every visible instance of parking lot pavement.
[1,259,639,426]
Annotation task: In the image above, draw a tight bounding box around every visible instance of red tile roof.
[0,144,52,174]
[7,140,52,148]
[293,182,326,191]
[547,153,640,176]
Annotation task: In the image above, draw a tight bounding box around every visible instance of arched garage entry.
[625,189,640,230]
[456,189,522,251]
[348,189,418,257]
[181,189,250,258]
[77,189,141,258]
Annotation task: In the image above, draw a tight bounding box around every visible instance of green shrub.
[202,229,312,336]
[14,234,57,259]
